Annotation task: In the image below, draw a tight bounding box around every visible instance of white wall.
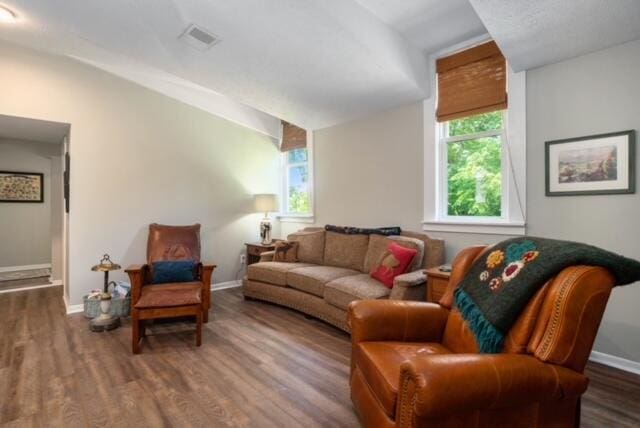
[0,41,279,303]
[0,139,59,268]
[526,39,640,361]
[281,102,424,237]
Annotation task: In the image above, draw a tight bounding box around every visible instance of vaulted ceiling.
[1,1,639,131]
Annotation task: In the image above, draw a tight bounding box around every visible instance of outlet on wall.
[240,254,246,264]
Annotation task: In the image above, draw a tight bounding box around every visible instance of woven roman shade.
[280,121,307,152]
[436,41,507,122]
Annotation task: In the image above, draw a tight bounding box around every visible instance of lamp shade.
[254,193,278,213]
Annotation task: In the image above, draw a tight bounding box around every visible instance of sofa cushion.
[355,342,451,417]
[324,274,390,310]
[288,231,325,265]
[370,242,418,288]
[273,241,299,262]
[323,231,370,272]
[247,262,315,286]
[364,234,425,273]
[288,266,360,297]
[134,282,202,309]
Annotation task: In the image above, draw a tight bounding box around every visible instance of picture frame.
[545,130,635,196]
[0,171,44,203]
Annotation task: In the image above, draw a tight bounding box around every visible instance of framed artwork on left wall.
[546,130,636,196]
[0,171,44,202]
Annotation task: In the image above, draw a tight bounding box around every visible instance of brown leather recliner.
[126,223,216,354]
[348,245,615,427]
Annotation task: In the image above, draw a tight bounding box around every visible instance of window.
[440,110,505,218]
[283,147,311,215]
[279,121,313,220]
[423,37,526,235]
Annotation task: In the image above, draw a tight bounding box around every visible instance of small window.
[442,111,505,218]
[284,148,311,215]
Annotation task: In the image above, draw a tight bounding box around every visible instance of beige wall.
[0,139,60,268]
[526,39,640,361]
[0,41,279,303]
[281,102,424,237]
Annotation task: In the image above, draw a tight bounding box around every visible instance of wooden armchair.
[126,223,216,354]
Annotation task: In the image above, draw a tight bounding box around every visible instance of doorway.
[0,114,70,294]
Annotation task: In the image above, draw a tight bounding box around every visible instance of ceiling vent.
[179,24,220,51]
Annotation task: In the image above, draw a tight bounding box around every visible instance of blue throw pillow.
[152,260,197,284]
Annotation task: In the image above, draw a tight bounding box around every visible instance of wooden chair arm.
[126,264,149,304]
[199,263,216,310]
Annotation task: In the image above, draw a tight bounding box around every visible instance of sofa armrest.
[389,270,427,301]
[125,264,149,303]
[348,300,449,345]
[259,251,275,262]
[397,354,588,422]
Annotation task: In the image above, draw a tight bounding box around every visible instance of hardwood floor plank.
[1,285,638,427]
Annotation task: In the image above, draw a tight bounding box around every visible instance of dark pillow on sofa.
[152,260,197,284]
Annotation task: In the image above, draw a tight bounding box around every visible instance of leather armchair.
[126,223,216,354]
[348,245,615,427]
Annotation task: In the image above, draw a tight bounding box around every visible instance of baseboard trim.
[0,282,61,294]
[0,263,52,273]
[590,351,640,375]
[211,280,242,291]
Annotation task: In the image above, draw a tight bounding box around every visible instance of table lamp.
[254,193,278,244]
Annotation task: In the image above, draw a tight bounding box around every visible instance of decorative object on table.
[0,171,44,202]
[545,130,635,196]
[254,193,278,244]
[89,254,122,332]
[245,241,278,265]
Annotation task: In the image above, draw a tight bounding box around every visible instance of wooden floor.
[0,286,639,427]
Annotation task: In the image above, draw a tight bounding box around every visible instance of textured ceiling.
[356,0,486,54]
[0,114,69,144]
[0,0,432,130]
[469,0,640,71]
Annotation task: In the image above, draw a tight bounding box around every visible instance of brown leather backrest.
[147,223,201,265]
[528,265,614,372]
[441,246,615,372]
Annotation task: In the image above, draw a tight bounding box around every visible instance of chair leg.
[195,310,202,347]
[203,309,209,323]
[132,313,141,354]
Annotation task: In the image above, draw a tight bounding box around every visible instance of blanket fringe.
[455,289,505,353]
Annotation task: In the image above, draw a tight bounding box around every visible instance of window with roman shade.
[280,121,306,152]
[280,121,312,216]
[436,41,507,122]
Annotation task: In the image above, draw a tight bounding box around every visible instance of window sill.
[277,214,315,224]
[422,219,525,236]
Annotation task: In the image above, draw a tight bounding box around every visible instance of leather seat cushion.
[287,266,360,297]
[134,282,202,308]
[355,342,451,418]
[324,274,390,310]
[247,262,315,286]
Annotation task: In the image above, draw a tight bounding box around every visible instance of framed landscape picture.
[546,130,635,196]
[0,171,44,202]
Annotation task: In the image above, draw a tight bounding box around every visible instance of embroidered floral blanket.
[454,237,640,353]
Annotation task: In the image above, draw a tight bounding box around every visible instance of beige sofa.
[242,227,444,331]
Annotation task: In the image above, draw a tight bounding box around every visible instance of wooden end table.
[425,266,451,303]
[245,241,279,265]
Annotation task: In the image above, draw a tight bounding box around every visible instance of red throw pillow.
[370,242,418,288]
